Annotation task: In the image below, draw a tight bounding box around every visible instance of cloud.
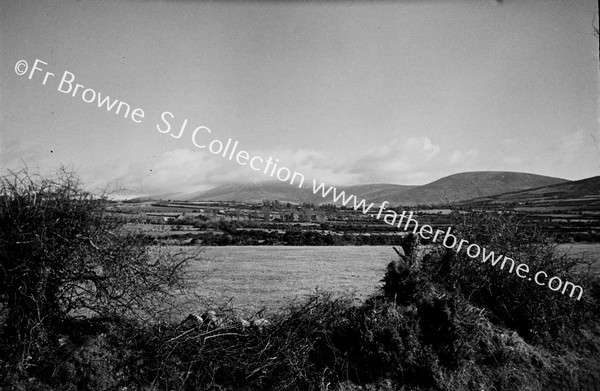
[343,137,442,182]
[449,149,479,166]
[109,148,259,196]
[339,137,482,185]
[102,146,351,196]
[76,136,486,196]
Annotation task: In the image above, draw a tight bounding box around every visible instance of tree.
[0,168,194,368]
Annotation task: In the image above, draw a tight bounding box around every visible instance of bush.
[0,168,194,373]
[420,210,600,344]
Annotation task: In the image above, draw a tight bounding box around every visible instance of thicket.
[420,211,600,343]
[184,229,405,246]
[0,169,195,382]
[1,171,599,390]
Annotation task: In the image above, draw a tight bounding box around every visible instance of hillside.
[391,171,569,206]
[172,182,416,204]
[462,175,600,210]
[177,182,316,203]
[145,171,570,206]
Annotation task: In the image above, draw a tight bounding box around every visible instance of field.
[179,243,600,315]
[182,246,396,315]
[556,242,600,259]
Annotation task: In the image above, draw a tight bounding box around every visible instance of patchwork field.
[179,244,600,315]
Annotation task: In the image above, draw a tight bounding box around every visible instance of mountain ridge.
[134,171,572,206]
[461,175,600,208]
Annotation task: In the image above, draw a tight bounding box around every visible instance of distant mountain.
[336,184,415,204]
[388,171,569,206]
[175,182,316,203]
[144,171,570,207]
[172,182,416,204]
[462,175,600,209]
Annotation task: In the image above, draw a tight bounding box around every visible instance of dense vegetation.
[1,171,599,390]
[181,228,411,246]
[136,206,600,245]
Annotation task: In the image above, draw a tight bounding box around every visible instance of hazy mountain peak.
[136,171,574,206]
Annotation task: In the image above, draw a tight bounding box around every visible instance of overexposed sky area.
[1,0,599,197]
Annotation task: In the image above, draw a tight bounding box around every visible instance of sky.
[1,0,599,197]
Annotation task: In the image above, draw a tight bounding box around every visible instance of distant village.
[116,200,386,225]
[110,198,600,245]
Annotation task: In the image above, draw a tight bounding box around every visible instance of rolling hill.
[145,171,571,206]
[387,171,569,206]
[462,175,600,210]
[169,182,415,204]
[175,182,317,203]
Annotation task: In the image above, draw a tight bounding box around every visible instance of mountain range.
[138,171,586,206]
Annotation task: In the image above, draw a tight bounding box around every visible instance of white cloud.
[76,136,488,196]
[449,149,479,166]
[103,145,353,196]
[343,137,442,182]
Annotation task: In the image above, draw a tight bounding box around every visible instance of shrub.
[421,210,600,344]
[0,168,194,373]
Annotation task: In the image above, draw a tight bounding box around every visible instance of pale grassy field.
[556,243,600,261]
[182,246,396,315]
[178,244,600,316]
